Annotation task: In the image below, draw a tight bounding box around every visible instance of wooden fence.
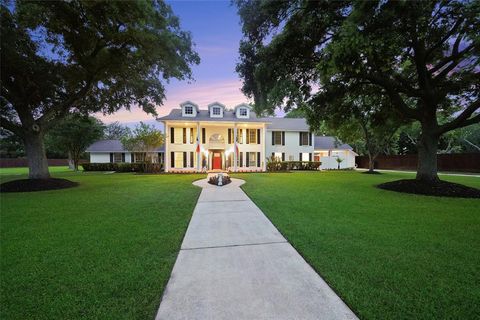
[0,158,87,168]
[355,153,480,173]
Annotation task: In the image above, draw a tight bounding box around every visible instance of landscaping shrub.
[266,158,321,172]
[81,162,163,173]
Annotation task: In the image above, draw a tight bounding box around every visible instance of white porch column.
[262,124,267,171]
[196,122,201,172]
[233,124,238,172]
[164,122,169,173]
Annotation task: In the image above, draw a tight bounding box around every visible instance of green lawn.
[233,171,480,320]
[0,168,201,319]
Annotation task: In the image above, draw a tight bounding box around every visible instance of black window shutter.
[299,132,302,145]
[183,128,186,144]
[228,129,232,144]
[257,152,260,167]
[202,128,206,144]
[170,152,174,168]
[282,153,285,161]
[240,152,243,167]
[170,127,174,143]
[190,152,194,168]
[246,152,250,167]
[158,153,162,164]
[257,129,260,144]
[122,153,125,162]
[246,129,250,144]
[299,153,302,161]
[309,153,312,161]
[309,132,312,146]
[131,153,134,162]
[183,152,187,168]
[272,131,275,145]
[110,153,113,163]
[282,131,285,145]
[272,152,275,158]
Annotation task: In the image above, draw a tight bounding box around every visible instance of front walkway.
[155,178,358,320]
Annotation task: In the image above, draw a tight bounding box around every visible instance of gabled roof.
[263,117,310,131]
[86,140,164,152]
[158,109,268,123]
[314,136,353,151]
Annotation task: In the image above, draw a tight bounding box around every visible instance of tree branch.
[437,100,480,134]
[425,17,464,58]
[0,116,24,137]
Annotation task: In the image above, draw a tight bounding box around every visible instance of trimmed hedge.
[267,159,321,172]
[81,162,162,173]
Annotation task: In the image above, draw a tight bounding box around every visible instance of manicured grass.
[233,171,480,320]
[1,168,201,319]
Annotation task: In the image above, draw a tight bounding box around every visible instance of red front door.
[212,152,222,169]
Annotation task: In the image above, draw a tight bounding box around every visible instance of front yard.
[0,168,201,319]
[234,171,480,319]
[1,168,479,319]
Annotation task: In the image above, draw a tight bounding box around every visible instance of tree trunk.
[367,153,376,172]
[68,151,75,170]
[416,130,439,183]
[24,132,50,179]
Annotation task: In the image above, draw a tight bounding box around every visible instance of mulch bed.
[362,170,382,174]
[0,178,79,193]
[378,179,480,198]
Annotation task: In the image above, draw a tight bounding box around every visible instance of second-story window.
[184,105,193,115]
[299,132,310,146]
[212,107,221,115]
[239,108,248,116]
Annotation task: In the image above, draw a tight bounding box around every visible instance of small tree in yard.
[236,0,479,186]
[47,114,104,170]
[121,122,164,173]
[335,157,343,170]
[1,1,199,179]
[103,122,132,140]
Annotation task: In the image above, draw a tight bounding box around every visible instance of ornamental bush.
[266,159,321,172]
[81,162,162,173]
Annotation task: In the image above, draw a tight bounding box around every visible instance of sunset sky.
[96,0,254,129]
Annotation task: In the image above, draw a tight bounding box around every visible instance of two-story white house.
[86,101,357,171]
[159,101,316,172]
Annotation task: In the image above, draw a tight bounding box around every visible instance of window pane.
[249,129,257,144]
[135,153,144,163]
[213,107,221,115]
[174,128,183,144]
[114,153,122,163]
[240,108,247,116]
[274,131,282,145]
[249,152,257,167]
[301,132,309,145]
[174,152,183,168]
[185,106,193,114]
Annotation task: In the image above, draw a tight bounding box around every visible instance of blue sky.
[97,0,251,128]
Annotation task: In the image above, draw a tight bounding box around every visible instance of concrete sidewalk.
[156,178,358,320]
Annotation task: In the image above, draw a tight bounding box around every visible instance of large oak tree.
[236,0,479,182]
[1,0,199,178]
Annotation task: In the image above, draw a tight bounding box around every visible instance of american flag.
[196,137,200,153]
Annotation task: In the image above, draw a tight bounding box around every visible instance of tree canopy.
[236,0,479,182]
[103,122,132,140]
[1,0,199,178]
[47,114,104,170]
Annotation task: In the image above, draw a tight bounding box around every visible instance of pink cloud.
[95,79,251,124]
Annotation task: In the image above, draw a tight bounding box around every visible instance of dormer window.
[239,108,248,116]
[184,105,193,115]
[212,107,221,116]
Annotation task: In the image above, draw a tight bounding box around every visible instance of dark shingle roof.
[314,136,353,150]
[86,140,164,152]
[158,109,310,131]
